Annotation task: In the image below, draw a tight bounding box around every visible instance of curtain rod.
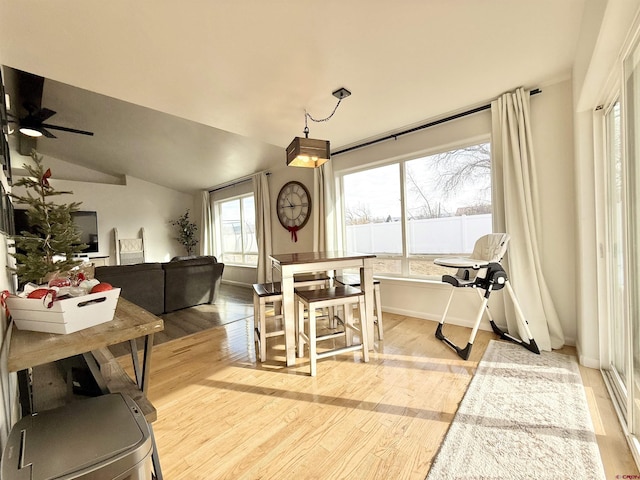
[332,88,541,157]
[209,171,271,193]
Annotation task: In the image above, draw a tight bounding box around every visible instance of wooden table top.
[8,297,164,372]
[270,251,376,265]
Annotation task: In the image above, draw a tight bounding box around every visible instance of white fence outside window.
[345,214,491,255]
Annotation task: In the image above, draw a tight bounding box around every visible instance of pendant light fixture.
[286,87,351,168]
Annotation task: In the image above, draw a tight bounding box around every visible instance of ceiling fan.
[16,103,94,138]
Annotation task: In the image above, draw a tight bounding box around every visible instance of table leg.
[129,338,142,386]
[129,334,161,476]
[82,353,109,394]
[149,423,164,480]
[141,334,154,394]
[281,270,296,366]
[17,369,32,416]
[361,260,375,348]
[128,334,154,393]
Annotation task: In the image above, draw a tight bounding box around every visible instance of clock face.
[277,181,311,229]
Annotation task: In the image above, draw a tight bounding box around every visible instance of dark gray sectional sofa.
[95,256,224,315]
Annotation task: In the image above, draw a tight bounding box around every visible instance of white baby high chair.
[434,233,540,360]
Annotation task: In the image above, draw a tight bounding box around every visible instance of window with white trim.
[339,141,492,278]
[214,193,257,266]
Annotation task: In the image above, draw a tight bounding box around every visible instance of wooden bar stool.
[253,282,285,362]
[334,274,383,340]
[295,285,369,377]
[295,271,334,328]
[294,272,332,288]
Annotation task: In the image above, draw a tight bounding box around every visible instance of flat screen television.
[14,209,99,254]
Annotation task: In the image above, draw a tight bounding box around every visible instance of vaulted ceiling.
[0,1,586,193]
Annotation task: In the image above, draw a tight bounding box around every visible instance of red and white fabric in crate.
[6,288,121,334]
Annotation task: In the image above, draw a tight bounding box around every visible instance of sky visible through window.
[343,143,491,225]
[343,164,401,224]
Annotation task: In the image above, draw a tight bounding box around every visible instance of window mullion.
[399,161,409,276]
[239,198,246,263]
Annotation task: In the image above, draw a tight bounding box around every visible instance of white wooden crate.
[6,288,121,334]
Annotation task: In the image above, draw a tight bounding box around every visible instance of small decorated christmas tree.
[11,151,87,285]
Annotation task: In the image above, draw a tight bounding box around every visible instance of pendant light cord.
[303,98,343,138]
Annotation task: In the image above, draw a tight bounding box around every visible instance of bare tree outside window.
[341,141,493,278]
[345,203,374,225]
[406,143,491,219]
[430,143,491,199]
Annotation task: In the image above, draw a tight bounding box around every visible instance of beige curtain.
[491,87,564,351]
[313,160,338,252]
[200,190,214,256]
[253,172,272,283]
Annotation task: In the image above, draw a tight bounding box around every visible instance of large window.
[340,141,492,278]
[215,193,257,265]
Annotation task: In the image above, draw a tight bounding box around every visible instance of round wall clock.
[277,181,311,235]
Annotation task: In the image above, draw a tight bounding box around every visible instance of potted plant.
[10,151,87,285]
[171,210,198,256]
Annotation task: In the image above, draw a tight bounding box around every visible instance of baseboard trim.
[221,279,252,288]
[577,353,601,369]
[382,306,494,331]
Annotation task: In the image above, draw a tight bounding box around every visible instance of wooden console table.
[8,296,165,478]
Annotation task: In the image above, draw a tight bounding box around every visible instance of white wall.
[0,230,17,452]
[57,177,196,264]
[0,66,21,453]
[268,166,315,254]
[529,80,577,344]
[213,165,316,286]
[11,154,197,265]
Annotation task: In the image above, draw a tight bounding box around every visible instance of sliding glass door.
[604,33,640,454]
[604,98,630,420]
[626,41,640,436]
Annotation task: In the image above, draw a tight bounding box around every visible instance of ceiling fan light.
[19,127,43,138]
[286,137,330,168]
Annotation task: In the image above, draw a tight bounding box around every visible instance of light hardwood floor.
[123,289,638,479]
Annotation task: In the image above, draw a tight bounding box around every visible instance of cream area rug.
[426,340,606,480]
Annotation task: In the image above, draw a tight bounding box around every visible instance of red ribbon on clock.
[287,225,299,242]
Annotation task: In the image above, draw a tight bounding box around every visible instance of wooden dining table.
[270,251,377,366]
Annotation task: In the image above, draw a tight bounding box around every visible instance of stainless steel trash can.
[1,393,152,480]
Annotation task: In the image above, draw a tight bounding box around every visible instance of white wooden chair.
[114,228,147,265]
[334,274,383,340]
[293,272,332,289]
[296,285,369,377]
[253,282,285,362]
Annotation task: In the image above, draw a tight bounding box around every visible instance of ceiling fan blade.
[21,103,55,120]
[20,105,56,131]
[40,127,56,138]
[33,107,56,123]
[22,101,40,115]
[40,123,94,136]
